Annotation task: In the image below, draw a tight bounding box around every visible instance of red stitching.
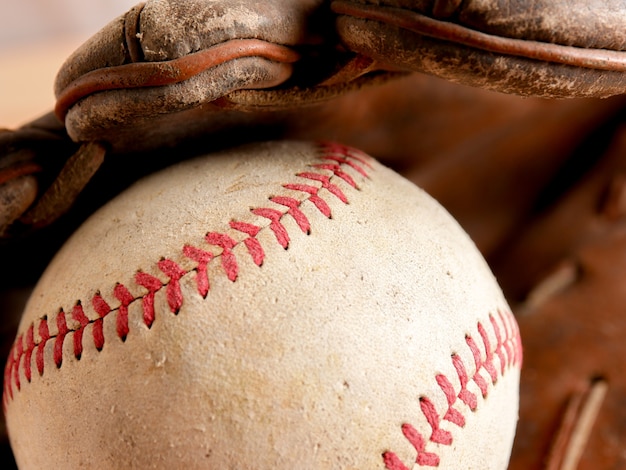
[270,196,311,234]
[92,294,110,351]
[383,311,522,469]
[467,334,490,397]
[54,312,69,368]
[251,207,291,248]
[435,374,465,427]
[71,303,90,359]
[452,352,478,410]
[281,183,332,218]
[420,397,453,445]
[229,221,265,266]
[182,245,214,298]
[2,143,370,408]
[311,163,358,189]
[490,314,506,375]
[36,318,50,376]
[114,284,133,341]
[134,272,163,328]
[22,330,32,384]
[158,259,186,313]
[383,451,412,470]
[319,141,373,177]
[296,172,349,204]
[206,233,239,281]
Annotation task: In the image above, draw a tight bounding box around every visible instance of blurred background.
[0,0,138,126]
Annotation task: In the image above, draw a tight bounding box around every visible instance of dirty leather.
[501,124,626,469]
[2,3,626,465]
[3,0,626,236]
[333,0,626,98]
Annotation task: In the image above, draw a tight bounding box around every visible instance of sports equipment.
[4,0,626,467]
[4,0,626,236]
[501,123,626,469]
[3,141,521,469]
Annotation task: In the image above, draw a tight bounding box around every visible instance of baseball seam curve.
[2,142,521,469]
[2,142,371,405]
[382,310,522,468]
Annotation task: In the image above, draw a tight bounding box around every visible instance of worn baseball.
[4,141,521,469]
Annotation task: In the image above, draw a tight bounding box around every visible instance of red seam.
[71,303,90,359]
[205,233,239,281]
[2,143,369,408]
[36,318,50,377]
[296,172,349,204]
[311,163,358,189]
[435,374,465,427]
[383,311,522,469]
[158,259,187,313]
[22,330,32,384]
[420,397,453,445]
[452,353,478,410]
[251,207,291,248]
[182,245,214,298]
[134,271,163,328]
[229,221,265,267]
[383,451,412,470]
[92,294,110,351]
[319,142,373,177]
[270,196,311,234]
[16,334,25,387]
[114,284,134,341]
[282,183,332,218]
[54,312,69,368]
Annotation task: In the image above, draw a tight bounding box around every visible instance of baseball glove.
[2,1,626,468]
[502,115,626,470]
[3,0,626,237]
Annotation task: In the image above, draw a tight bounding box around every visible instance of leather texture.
[2,2,626,467]
[3,0,626,236]
[3,141,520,469]
[333,0,626,98]
[502,125,626,469]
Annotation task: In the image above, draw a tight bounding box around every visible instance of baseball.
[3,141,521,469]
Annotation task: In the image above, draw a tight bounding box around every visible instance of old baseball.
[4,141,521,469]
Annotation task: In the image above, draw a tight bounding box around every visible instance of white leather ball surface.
[4,141,521,469]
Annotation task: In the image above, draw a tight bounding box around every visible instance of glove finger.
[0,176,38,237]
[332,0,626,98]
[59,52,296,151]
[54,0,318,95]
[53,0,396,153]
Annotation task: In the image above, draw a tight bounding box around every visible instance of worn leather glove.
[498,120,626,470]
[332,0,626,97]
[2,4,626,466]
[3,0,626,237]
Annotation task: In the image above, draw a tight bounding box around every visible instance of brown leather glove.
[332,0,626,98]
[499,121,626,469]
[2,4,626,466]
[3,0,626,237]
[0,0,389,236]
